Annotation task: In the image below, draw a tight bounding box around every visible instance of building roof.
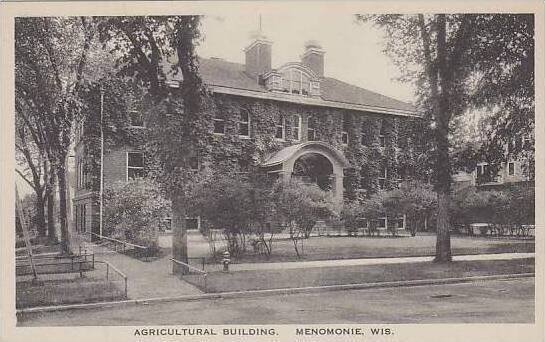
[197,57,416,115]
[261,141,350,168]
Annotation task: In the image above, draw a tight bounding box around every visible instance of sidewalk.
[75,232,534,299]
[228,252,535,271]
[77,239,203,299]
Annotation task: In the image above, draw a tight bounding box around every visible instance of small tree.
[189,171,253,257]
[273,179,337,258]
[359,193,385,236]
[103,179,170,253]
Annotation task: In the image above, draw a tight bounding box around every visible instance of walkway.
[77,239,203,299]
[228,252,535,271]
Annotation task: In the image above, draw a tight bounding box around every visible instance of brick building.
[72,33,421,238]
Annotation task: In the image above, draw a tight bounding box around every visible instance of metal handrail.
[94,260,128,298]
[90,232,148,250]
[16,252,93,262]
[90,232,152,259]
[170,258,207,275]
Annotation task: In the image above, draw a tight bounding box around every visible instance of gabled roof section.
[168,57,417,115]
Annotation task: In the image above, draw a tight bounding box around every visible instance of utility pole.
[16,185,38,281]
[99,84,105,237]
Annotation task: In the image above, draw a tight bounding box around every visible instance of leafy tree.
[97,16,204,272]
[359,14,534,261]
[273,179,338,258]
[103,179,170,253]
[189,171,254,257]
[15,17,97,253]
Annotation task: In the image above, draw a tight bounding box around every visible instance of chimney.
[301,40,325,77]
[244,31,272,79]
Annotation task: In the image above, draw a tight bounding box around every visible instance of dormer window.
[280,67,311,95]
[238,110,250,138]
[264,64,321,97]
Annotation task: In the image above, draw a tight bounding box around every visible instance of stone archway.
[261,141,350,203]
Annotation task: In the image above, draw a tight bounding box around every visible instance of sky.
[196,11,416,104]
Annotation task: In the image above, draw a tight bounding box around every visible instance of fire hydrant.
[222,251,231,272]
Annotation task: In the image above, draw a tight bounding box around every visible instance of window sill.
[238,135,251,140]
[213,132,225,137]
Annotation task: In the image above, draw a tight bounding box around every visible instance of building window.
[213,113,225,135]
[307,116,316,141]
[508,162,515,176]
[189,155,199,171]
[127,152,145,180]
[280,68,311,96]
[238,110,250,138]
[342,113,349,145]
[379,119,386,148]
[291,115,302,141]
[78,204,87,233]
[378,163,387,190]
[360,123,367,146]
[129,111,144,127]
[376,217,387,229]
[275,116,285,140]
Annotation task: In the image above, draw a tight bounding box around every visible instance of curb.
[16,272,535,315]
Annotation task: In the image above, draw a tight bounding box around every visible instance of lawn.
[227,234,534,264]
[191,258,534,293]
[16,277,126,308]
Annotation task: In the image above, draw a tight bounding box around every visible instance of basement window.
[127,152,145,180]
[129,111,144,127]
[213,114,225,135]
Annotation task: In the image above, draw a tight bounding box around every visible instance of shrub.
[451,184,534,228]
[103,179,170,250]
[274,179,338,256]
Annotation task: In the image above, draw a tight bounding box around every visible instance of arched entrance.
[261,141,350,203]
[292,153,334,191]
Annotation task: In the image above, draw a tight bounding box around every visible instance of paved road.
[18,278,534,325]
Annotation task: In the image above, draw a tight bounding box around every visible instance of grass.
[228,234,534,264]
[190,258,534,293]
[16,277,126,308]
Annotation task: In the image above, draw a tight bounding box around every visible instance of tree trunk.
[433,14,453,263]
[46,190,57,243]
[434,192,452,262]
[35,191,47,237]
[57,162,71,254]
[172,198,188,274]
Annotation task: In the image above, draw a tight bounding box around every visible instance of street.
[18,277,534,325]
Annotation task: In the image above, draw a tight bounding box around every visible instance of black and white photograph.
[1,1,543,342]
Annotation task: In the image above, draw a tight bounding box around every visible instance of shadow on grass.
[186,258,535,293]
